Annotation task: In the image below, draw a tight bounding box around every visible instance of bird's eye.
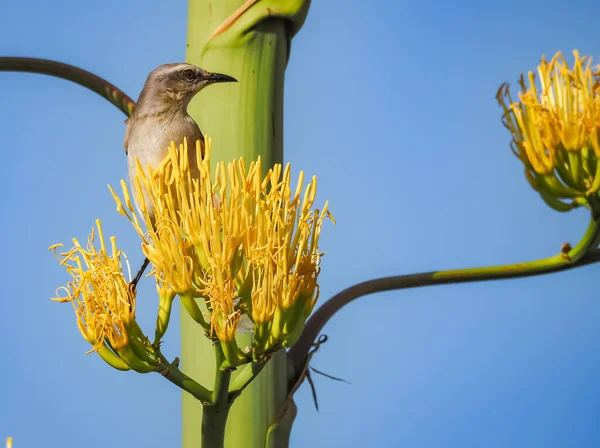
[182,69,195,80]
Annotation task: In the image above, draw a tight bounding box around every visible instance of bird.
[124,62,237,289]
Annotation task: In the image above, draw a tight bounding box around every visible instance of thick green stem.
[183,0,309,446]
[212,343,232,406]
[202,404,232,448]
[200,343,233,448]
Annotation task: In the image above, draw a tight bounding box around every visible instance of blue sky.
[1,1,600,447]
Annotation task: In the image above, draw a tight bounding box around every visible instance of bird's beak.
[205,71,237,84]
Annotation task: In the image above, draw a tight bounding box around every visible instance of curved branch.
[288,225,600,378]
[0,57,135,117]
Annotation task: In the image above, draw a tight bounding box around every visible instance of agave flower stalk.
[183,1,311,446]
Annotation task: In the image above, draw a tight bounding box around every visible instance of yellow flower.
[113,138,333,364]
[108,141,203,296]
[497,50,600,211]
[50,221,156,373]
[6,437,12,448]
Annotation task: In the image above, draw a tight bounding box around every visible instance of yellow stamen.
[111,137,333,353]
[49,221,134,353]
[497,50,600,204]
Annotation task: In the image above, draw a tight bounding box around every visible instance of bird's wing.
[123,118,131,155]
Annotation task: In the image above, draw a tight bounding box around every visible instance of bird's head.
[138,63,237,110]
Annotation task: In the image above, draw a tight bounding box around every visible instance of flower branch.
[0,57,135,116]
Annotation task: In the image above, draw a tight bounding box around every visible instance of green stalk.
[288,216,600,377]
[201,343,233,448]
[187,1,287,167]
[201,405,231,448]
[157,358,213,404]
[183,0,310,446]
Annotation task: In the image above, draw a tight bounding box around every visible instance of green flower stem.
[154,351,212,405]
[201,404,232,448]
[288,217,600,377]
[154,294,174,345]
[227,361,268,400]
[212,342,232,405]
[96,345,131,371]
[201,343,233,448]
[180,293,211,331]
[160,363,213,405]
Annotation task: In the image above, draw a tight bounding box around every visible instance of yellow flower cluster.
[497,50,600,211]
[50,221,157,373]
[109,138,332,365]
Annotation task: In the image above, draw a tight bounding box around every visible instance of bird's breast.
[126,115,202,176]
[125,112,203,218]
